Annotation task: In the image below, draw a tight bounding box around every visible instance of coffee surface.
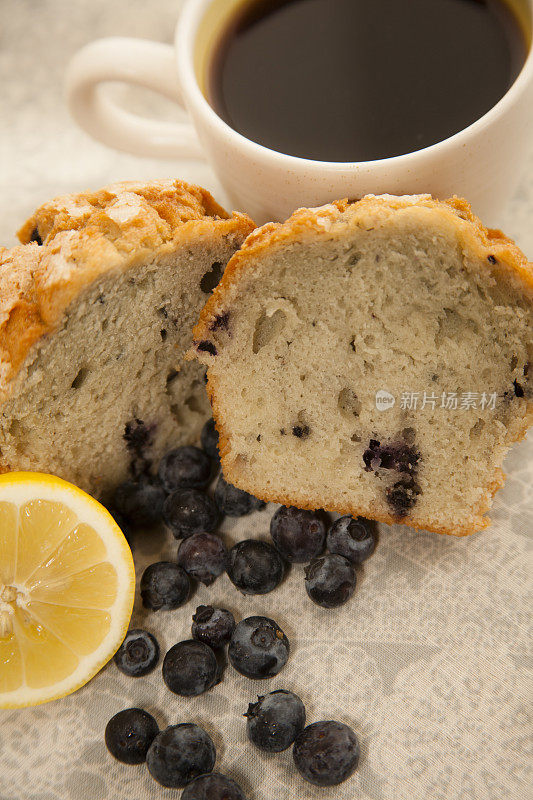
[209,0,528,161]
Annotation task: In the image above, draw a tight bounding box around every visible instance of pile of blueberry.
[271,505,377,607]
[108,605,291,794]
[114,607,290,688]
[105,418,377,795]
[108,604,359,793]
[112,416,377,608]
[106,702,359,796]
[105,711,243,798]
[245,690,360,786]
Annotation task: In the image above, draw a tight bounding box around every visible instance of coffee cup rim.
[176,0,533,171]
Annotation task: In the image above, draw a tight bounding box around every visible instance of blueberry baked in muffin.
[0,179,253,495]
[193,194,533,535]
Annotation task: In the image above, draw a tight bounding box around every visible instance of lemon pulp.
[0,473,134,707]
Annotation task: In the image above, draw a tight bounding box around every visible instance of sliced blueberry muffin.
[192,195,533,535]
[0,180,253,496]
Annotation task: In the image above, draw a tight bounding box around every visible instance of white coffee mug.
[67,0,533,225]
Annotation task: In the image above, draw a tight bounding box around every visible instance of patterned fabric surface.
[1,2,532,799]
[1,439,532,800]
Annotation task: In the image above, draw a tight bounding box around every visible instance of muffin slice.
[0,179,253,496]
[192,195,532,535]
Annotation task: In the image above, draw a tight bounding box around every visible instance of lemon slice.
[0,472,135,708]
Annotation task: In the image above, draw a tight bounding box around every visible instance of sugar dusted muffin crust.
[0,180,254,495]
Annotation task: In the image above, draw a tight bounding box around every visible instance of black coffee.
[209,0,528,161]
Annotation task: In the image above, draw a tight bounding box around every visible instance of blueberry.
[106,506,133,547]
[214,475,265,517]
[146,723,216,788]
[514,379,525,398]
[181,773,246,800]
[226,540,284,595]
[114,629,159,677]
[140,561,190,611]
[105,708,159,764]
[245,689,306,752]
[113,477,165,527]
[201,418,220,461]
[229,616,289,679]
[270,506,326,563]
[196,340,217,356]
[124,417,154,457]
[386,476,421,516]
[177,533,227,586]
[123,418,155,475]
[293,721,360,786]
[162,640,218,696]
[209,311,230,331]
[304,555,356,608]
[192,606,236,649]
[29,227,42,245]
[158,446,212,492]
[292,424,310,438]
[326,516,377,564]
[163,489,220,539]
[362,438,419,474]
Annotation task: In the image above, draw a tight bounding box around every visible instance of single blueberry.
[140,561,190,611]
[105,708,159,764]
[123,418,155,475]
[513,379,525,397]
[181,773,246,800]
[386,476,421,516]
[326,516,377,564]
[177,533,227,586]
[114,629,159,677]
[146,723,216,788]
[29,227,42,245]
[270,506,326,563]
[123,417,154,458]
[209,311,230,331]
[214,475,265,517]
[228,616,289,679]
[226,539,284,595]
[192,606,236,650]
[201,418,220,462]
[362,438,419,474]
[293,721,360,786]
[162,640,218,696]
[292,424,310,438]
[196,340,217,356]
[163,489,220,539]
[245,689,306,752]
[304,555,356,608]
[106,505,133,548]
[113,477,165,527]
[158,446,212,492]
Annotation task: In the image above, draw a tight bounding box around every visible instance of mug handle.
[65,37,205,160]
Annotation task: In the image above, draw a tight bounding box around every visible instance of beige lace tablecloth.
[1,2,532,799]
